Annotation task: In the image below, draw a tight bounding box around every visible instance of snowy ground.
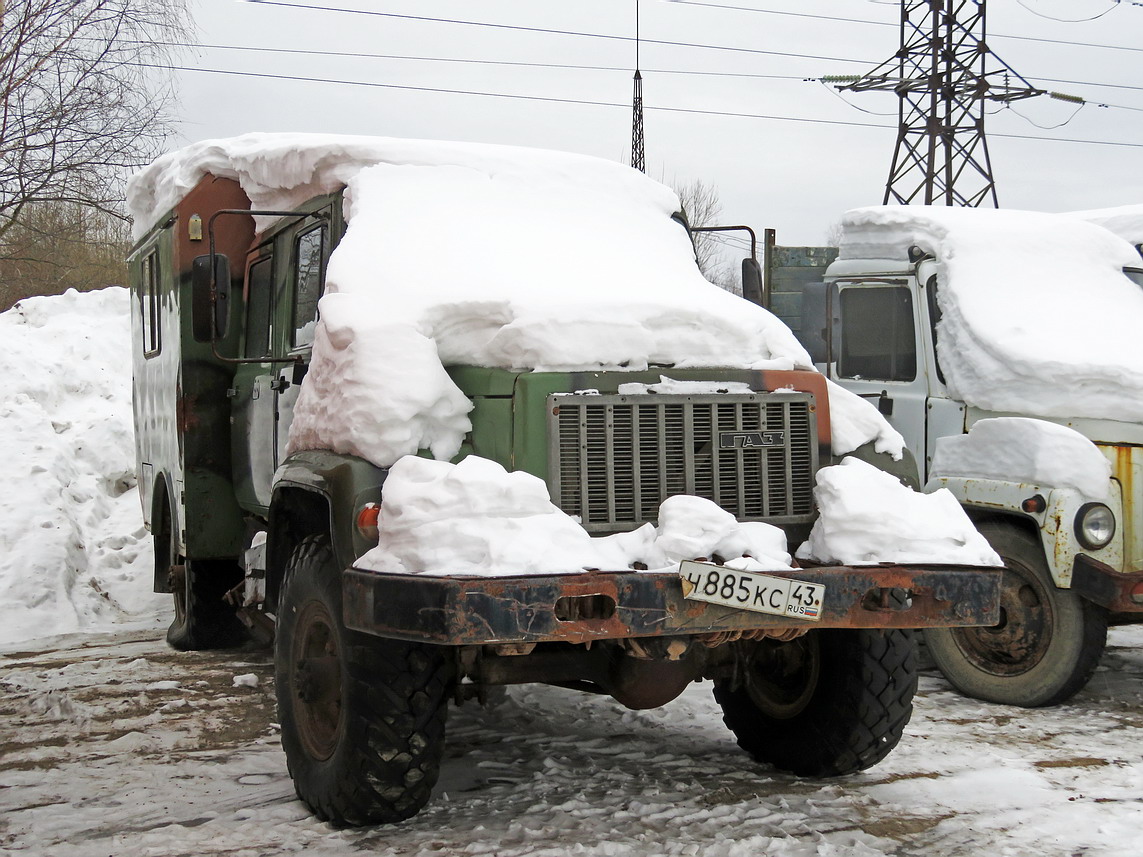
[3,621,1142,857]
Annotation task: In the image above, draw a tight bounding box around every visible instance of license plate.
[678,560,825,621]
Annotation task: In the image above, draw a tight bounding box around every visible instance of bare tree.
[0,200,130,310]
[0,0,186,252]
[673,178,738,292]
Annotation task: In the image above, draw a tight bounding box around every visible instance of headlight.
[1075,503,1115,550]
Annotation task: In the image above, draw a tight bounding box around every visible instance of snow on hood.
[1068,204,1143,246]
[132,134,899,467]
[838,205,1143,423]
[930,417,1112,500]
[0,289,164,646]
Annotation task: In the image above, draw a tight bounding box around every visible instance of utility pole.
[826,0,1042,207]
[631,1,646,172]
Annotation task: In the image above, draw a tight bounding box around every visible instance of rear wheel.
[923,521,1107,707]
[160,509,246,650]
[276,535,453,826]
[714,628,917,776]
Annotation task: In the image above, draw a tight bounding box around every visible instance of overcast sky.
[171,0,1143,247]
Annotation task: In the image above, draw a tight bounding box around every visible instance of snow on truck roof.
[837,205,1143,424]
[129,134,902,467]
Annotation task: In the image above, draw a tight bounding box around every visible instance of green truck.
[129,147,1001,826]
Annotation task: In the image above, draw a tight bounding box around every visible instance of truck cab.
[781,227,1143,708]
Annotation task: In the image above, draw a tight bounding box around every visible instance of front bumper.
[343,564,1003,645]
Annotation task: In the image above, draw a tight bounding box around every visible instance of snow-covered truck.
[126,135,1001,827]
[773,205,1143,708]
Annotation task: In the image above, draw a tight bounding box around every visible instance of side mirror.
[192,254,232,342]
[741,257,764,306]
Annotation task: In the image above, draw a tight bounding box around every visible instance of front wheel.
[714,628,917,777]
[923,521,1108,708]
[275,535,453,826]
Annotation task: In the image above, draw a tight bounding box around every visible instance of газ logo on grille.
[718,431,786,449]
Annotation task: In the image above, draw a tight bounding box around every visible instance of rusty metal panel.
[343,564,1002,646]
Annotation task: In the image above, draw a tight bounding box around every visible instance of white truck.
[770,206,1143,707]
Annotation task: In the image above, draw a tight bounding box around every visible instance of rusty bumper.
[342,564,1003,646]
[1072,555,1143,613]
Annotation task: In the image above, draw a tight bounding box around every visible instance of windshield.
[1124,267,1143,289]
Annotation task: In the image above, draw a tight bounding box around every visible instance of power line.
[239,0,884,65]
[154,37,1143,108]
[146,39,811,82]
[667,0,1143,54]
[150,61,1143,150]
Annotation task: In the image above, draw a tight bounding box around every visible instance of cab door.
[273,209,331,464]
[830,280,929,470]
[231,247,279,511]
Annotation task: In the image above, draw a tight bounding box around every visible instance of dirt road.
[3,626,1142,856]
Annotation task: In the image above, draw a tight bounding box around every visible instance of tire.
[923,521,1108,708]
[275,535,453,826]
[714,628,917,777]
[161,514,247,651]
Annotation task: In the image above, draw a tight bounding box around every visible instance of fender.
[925,475,1125,587]
[272,449,389,574]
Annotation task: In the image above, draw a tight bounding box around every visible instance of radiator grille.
[550,393,817,532]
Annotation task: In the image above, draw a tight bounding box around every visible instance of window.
[244,257,274,359]
[838,286,916,382]
[292,226,326,348]
[141,251,161,357]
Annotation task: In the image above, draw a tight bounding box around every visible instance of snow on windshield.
[130,134,902,466]
[838,205,1143,423]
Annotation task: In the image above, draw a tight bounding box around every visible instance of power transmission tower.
[631,2,645,172]
[827,0,1042,207]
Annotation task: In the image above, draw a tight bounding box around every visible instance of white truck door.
[830,280,929,467]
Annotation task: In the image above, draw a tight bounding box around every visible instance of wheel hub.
[291,603,344,761]
[951,560,1052,677]
[744,634,821,720]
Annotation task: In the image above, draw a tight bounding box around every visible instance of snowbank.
[930,417,1112,500]
[838,206,1143,423]
[131,133,896,468]
[357,455,794,576]
[796,457,1001,566]
[0,289,164,646]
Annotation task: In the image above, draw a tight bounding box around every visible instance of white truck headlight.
[1075,503,1115,550]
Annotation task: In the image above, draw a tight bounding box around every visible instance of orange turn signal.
[356,503,380,542]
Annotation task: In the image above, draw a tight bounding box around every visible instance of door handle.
[858,390,894,416]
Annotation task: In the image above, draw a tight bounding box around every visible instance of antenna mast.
[631,1,646,172]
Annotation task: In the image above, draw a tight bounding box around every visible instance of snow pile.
[825,379,906,459]
[796,457,1001,566]
[930,417,1112,500]
[1070,204,1143,246]
[285,298,474,463]
[129,133,899,469]
[0,288,163,646]
[837,206,1143,423]
[360,454,995,577]
[357,455,794,577]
